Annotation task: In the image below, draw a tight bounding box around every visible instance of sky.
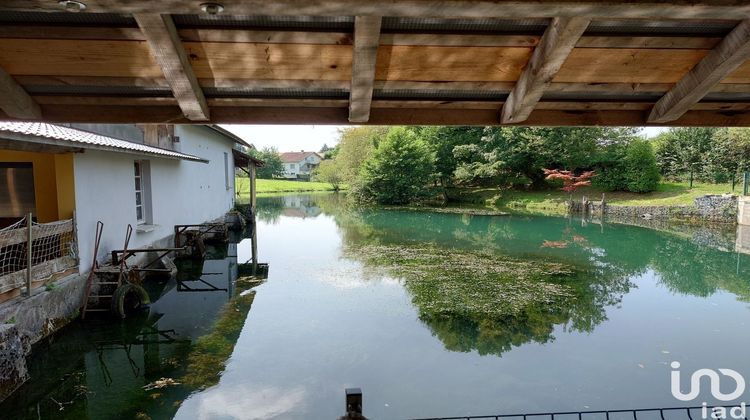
[221,124,669,153]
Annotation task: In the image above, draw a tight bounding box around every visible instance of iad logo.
[670,361,747,419]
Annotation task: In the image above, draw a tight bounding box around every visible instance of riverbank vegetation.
[319,126,750,208]
[236,178,343,194]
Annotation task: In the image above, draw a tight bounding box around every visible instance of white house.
[279,151,323,180]
[0,122,256,276]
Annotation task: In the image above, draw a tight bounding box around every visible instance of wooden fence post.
[26,212,32,297]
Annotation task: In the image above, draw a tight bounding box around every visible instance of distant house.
[279,151,323,180]
[0,123,259,285]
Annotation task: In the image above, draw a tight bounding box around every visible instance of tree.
[249,147,284,179]
[408,126,483,187]
[314,159,343,191]
[624,140,660,193]
[359,127,435,204]
[543,169,595,193]
[453,127,638,188]
[335,126,388,183]
[708,128,750,188]
[653,128,717,186]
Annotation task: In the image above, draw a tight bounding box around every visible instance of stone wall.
[571,194,738,224]
[0,272,87,402]
[0,324,27,401]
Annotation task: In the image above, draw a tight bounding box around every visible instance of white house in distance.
[0,122,257,281]
[280,151,323,180]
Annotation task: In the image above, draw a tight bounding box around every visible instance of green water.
[3,193,750,419]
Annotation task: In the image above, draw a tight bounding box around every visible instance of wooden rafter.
[648,19,750,123]
[134,14,209,121]
[349,16,382,123]
[501,17,590,124]
[3,1,750,20]
[0,65,41,120]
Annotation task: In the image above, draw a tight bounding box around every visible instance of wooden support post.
[174,225,180,248]
[251,214,258,275]
[349,16,382,123]
[250,164,257,212]
[0,66,42,120]
[25,213,32,297]
[500,17,589,124]
[134,14,210,121]
[648,19,750,123]
[345,388,363,418]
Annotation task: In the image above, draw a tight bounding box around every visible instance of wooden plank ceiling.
[3,1,750,125]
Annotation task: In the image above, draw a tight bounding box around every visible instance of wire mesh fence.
[0,214,78,297]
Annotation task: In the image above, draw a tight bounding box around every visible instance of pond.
[3,192,750,419]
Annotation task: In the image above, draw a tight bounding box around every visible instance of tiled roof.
[279,151,321,163]
[0,122,207,162]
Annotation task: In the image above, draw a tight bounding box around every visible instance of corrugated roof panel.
[172,14,354,30]
[0,11,136,26]
[22,85,173,97]
[0,122,207,162]
[542,91,664,101]
[203,87,349,99]
[702,92,750,102]
[587,19,738,36]
[382,17,548,34]
[374,89,509,100]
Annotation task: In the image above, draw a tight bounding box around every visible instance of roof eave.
[0,130,209,163]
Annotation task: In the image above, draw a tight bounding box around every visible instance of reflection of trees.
[255,196,284,223]
[347,241,633,357]
[325,202,750,356]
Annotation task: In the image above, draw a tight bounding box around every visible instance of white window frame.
[134,160,152,225]
[224,152,230,190]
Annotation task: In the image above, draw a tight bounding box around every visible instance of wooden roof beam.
[349,16,382,123]
[500,17,590,124]
[648,19,750,124]
[134,14,209,121]
[0,66,41,120]
[3,1,750,20]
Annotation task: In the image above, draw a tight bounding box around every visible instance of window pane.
[134,177,141,191]
[136,191,142,206]
[134,161,140,176]
[136,206,143,221]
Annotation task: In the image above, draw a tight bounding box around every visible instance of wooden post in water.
[25,212,32,296]
[344,388,363,419]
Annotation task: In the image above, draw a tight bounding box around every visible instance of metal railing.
[409,405,746,420]
[0,214,78,298]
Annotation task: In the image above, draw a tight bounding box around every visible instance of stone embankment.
[571,194,738,224]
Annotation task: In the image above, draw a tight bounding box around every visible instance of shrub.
[624,140,660,193]
[359,127,435,204]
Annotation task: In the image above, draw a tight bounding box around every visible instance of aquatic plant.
[345,239,635,357]
[181,290,257,389]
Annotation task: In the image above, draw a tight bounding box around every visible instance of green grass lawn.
[236,177,342,194]
[451,182,739,213]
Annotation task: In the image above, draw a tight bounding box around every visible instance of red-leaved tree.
[543,169,595,193]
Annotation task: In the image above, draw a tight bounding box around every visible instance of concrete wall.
[74,125,236,271]
[738,196,750,226]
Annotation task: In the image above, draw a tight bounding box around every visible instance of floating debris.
[143,378,181,391]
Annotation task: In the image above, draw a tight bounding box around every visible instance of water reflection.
[259,193,750,359]
[256,194,324,223]
[0,235,261,420]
